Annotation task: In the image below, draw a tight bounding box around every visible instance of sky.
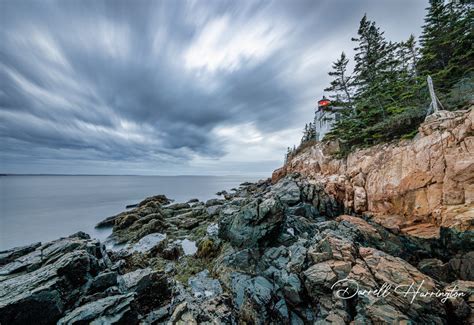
[0,0,428,176]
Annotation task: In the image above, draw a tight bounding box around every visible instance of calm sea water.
[0,175,260,250]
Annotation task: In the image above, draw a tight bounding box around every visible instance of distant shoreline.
[0,173,267,178]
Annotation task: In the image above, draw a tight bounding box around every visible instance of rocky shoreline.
[1,172,473,324]
[1,109,473,324]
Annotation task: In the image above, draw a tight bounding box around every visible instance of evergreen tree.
[324,52,354,111]
[292,3,472,158]
[418,0,451,78]
[418,1,473,92]
[404,34,419,80]
[351,14,394,120]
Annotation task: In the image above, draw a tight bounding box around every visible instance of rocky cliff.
[273,108,474,239]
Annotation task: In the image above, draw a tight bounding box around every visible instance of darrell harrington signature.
[331,278,466,303]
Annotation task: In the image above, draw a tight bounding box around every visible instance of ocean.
[0,175,261,250]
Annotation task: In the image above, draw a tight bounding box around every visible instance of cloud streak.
[0,0,427,175]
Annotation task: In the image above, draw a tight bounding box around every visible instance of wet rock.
[96,215,119,228]
[272,178,300,205]
[5,165,474,324]
[87,271,118,294]
[57,293,137,325]
[219,197,284,248]
[130,233,166,253]
[0,244,102,325]
[188,270,223,299]
[206,198,224,207]
[167,202,191,210]
[236,275,289,323]
[118,267,171,313]
[0,242,41,266]
[114,214,139,230]
[137,194,170,208]
[0,235,101,276]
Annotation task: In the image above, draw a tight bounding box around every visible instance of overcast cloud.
[0,0,427,175]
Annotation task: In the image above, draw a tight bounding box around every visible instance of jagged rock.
[219,196,284,248]
[353,185,367,213]
[304,261,339,296]
[0,243,102,325]
[87,271,118,294]
[205,198,224,207]
[206,223,219,236]
[96,215,119,228]
[118,267,171,314]
[274,108,474,234]
[449,251,474,280]
[443,280,474,324]
[418,258,452,282]
[137,195,170,208]
[206,204,222,217]
[0,242,41,267]
[167,202,191,210]
[57,293,137,325]
[0,235,101,277]
[188,270,222,299]
[272,178,301,205]
[130,233,166,253]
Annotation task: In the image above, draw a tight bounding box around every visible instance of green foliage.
[285,123,317,161]
[324,52,354,109]
[319,1,473,156]
[418,0,473,98]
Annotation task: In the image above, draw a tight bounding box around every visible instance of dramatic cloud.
[0,0,427,175]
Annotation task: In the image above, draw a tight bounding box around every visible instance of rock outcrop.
[273,108,474,239]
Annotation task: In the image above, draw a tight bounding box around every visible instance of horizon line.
[0,173,269,178]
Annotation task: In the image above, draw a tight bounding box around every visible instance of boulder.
[57,293,137,325]
[0,248,101,325]
[219,197,284,248]
[271,178,301,205]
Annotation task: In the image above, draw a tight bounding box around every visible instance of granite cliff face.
[273,108,474,239]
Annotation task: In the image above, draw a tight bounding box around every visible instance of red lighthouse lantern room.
[317,97,331,110]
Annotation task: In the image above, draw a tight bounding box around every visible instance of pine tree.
[351,14,394,120]
[418,0,451,79]
[324,52,354,111]
[405,34,419,80]
[293,4,472,158]
[418,0,473,104]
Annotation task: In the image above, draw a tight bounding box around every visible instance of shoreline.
[1,174,473,324]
